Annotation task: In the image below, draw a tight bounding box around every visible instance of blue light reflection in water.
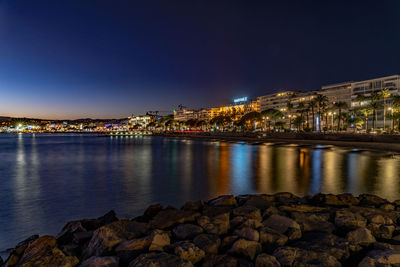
[1,134,400,254]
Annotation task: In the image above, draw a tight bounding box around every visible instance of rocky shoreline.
[3,193,400,266]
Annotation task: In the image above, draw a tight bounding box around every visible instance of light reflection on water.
[1,134,400,253]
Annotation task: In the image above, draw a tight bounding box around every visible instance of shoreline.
[155,133,400,153]
[3,192,400,266]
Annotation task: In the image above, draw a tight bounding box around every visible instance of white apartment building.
[257,91,296,112]
[129,115,153,128]
[320,82,353,107]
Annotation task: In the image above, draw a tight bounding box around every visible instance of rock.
[380,203,395,211]
[221,235,239,251]
[312,193,358,206]
[359,194,389,207]
[171,241,205,264]
[229,239,261,260]
[0,256,3,266]
[196,216,210,228]
[4,235,39,266]
[233,206,262,221]
[237,195,272,210]
[273,246,341,267]
[346,228,376,250]
[241,219,263,229]
[202,206,232,217]
[208,195,237,206]
[149,209,200,229]
[273,192,302,205]
[16,235,78,267]
[134,204,163,222]
[83,220,148,258]
[80,256,119,267]
[128,252,193,267]
[116,229,170,252]
[149,230,170,251]
[259,226,288,251]
[57,221,87,245]
[262,206,280,218]
[290,212,335,233]
[368,223,395,239]
[359,250,400,267]
[234,227,260,242]
[181,201,203,211]
[279,204,328,213]
[193,234,221,254]
[173,224,203,240]
[255,253,281,267]
[202,213,230,235]
[262,215,301,240]
[202,254,238,267]
[334,209,367,230]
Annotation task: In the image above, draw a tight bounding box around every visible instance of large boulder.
[173,224,203,240]
[208,195,237,206]
[290,212,334,233]
[149,209,200,229]
[83,220,148,258]
[273,246,341,267]
[233,227,260,242]
[358,194,389,207]
[171,241,205,264]
[255,253,281,267]
[311,193,359,206]
[193,234,221,254]
[229,239,261,260]
[201,213,230,235]
[334,209,367,231]
[128,252,193,267]
[259,226,288,251]
[359,250,400,267]
[346,227,376,251]
[16,235,79,267]
[202,254,239,267]
[233,205,262,221]
[263,215,301,240]
[79,256,119,267]
[4,235,39,266]
[237,195,272,210]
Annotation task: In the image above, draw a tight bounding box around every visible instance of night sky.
[0,1,399,119]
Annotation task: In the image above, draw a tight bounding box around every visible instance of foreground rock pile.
[4,193,400,266]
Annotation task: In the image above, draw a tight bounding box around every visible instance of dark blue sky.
[0,0,399,119]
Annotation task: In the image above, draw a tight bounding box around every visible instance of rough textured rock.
[128,252,193,267]
[229,238,261,260]
[255,253,281,267]
[171,241,205,264]
[83,220,148,258]
[193,234,221,254]
[208,195,237,206]
[234,227,260,242]
[79,256,119,267]
[335,209,367,230]
[359,250,400,266]
[273,246,341,267]
[17,235,79,267]
[8,193,400,267]
[263,214,301,240]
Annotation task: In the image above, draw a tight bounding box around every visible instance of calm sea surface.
[1,133,400,253]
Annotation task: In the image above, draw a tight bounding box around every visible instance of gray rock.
[208,195,237,206]
[173,224,203,240]
[335,209,367,230]
[193,234,221,254]
[290,212,334,233]
[128,252,193,267]
[346,227,376,249]
[263,214,301,240]
[273,246,341,267]
[259,226,288,250]
[229,239,261,260]
[171,241,205,264]
[255,253,281,267]
[202,254,238,267]
[149,209,201,229]
[233,206,262,221]
[83,220,148,258]
[116,229,170,253]
[202,213,230,235]
[359,250,400,267]
[80,256,119,267]
[234,227,260,242]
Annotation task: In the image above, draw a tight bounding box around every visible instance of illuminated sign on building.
[233,97,248,104]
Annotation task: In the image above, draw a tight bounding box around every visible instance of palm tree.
[315,94,328,131]
[261,108,279,131]
[367,101,381,130]
[359,107,372,131]
[286,101,294,130]
[297,102,305,130]
[355,94,366,109]
[334,102,348,131]
[239,111,261,131]
[308,100,317,131]
[381,88,391,130]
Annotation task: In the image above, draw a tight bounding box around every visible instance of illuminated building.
[129,115,154,129]
[257,91,296,112]
[320,82,352,107]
